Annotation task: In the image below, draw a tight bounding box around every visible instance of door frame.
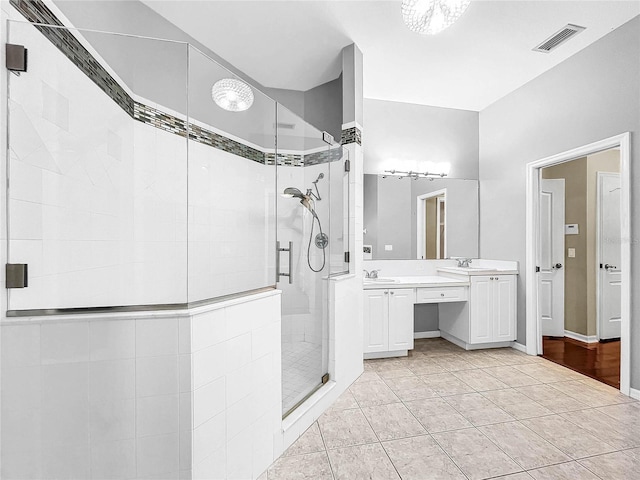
[596,171,622,341]
[525,132,631,395]
[416,188,447,260]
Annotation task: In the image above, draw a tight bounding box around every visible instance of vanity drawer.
[416,287,468,304]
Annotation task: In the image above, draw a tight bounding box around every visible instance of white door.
[388,289,415,351]
[597,173,622,340]
[363,290,388,353]
[539,178,565,337]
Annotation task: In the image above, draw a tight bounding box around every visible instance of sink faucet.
[457,258,472,268]
[363,269,381,279]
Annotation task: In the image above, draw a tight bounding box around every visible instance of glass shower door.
[276,104,348,416]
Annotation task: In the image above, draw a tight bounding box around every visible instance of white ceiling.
[142,0,639,111]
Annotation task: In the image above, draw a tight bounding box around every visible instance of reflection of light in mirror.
[380,161,451,178]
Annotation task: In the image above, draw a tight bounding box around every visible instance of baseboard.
[414,330,440,339]
[630,388,640,400]
[440,330,513,351]
[564,330,598,344]
[512,342,527,353]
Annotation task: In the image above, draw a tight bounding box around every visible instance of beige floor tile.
[383,375,438,401]
[512,364,579,383]
[452,369,510,391]
[579,450,640,480]
[368,359,408,372]
[318,408,378,449]
[377,367,415,379]
[328,443,400,480]
[362,403,426,441]
[479,421,570,469]
[354,371,382,384]
[515,384,588,413]
[560,409,640,449]
[267,451,333,480]
[444,393,514,426]
[382,435,466,480]
[434,356,477,372]
[491,473,534,479]
[405,397,472,433]
[551,381,632,407]
[483,366,541,387]
[463,352,508,368]
[350,380,401,408]
[521,414,617,459]
[328,389,359,411]
[432,428,523,480]
[283,422,325,457]
[481,389,553,419]
[405,358,447,376]
[596,401,640,425]
[528,461,600,480]
[419,373,475,396]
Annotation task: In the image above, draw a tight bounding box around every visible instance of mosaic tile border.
[11,0,347,167]
[341,126,362,146]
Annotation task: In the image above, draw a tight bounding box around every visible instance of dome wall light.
[211,78,254,112]
[401,0,471,35]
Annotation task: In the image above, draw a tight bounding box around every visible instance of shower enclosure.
[4,15,348,420]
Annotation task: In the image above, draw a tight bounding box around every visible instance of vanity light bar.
[381,170,447,180]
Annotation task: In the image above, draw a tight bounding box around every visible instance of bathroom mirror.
[363,175,479,260]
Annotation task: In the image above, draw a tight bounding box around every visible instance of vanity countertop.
[363,275,469,289]
[437,267,519,276]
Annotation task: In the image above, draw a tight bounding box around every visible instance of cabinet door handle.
[390,291,395,295]
[490,277,494,280]
[384,291,388,295]
[441,293,445,297]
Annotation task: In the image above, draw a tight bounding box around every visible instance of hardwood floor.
[542,336,620,389]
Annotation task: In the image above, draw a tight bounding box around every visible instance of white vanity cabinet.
[363,288,415,357]
[439,273,517,347]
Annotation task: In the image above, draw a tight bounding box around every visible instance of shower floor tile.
[282,341,323,414]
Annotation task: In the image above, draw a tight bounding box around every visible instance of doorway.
[525,133,631,395]
[537,151,621,388]
[417,189,447,259]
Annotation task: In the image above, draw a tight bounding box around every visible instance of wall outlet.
[568,248,576,258]
[385,245,393,251]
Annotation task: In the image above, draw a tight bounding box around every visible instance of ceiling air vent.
[533,24,586,53]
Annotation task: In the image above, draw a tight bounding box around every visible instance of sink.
[364,278,397,283]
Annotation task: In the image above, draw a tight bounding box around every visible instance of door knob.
[604,264,617,270]
[553,263,563,269]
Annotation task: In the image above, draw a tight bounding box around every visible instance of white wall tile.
[225,394,253,442]
[136,318,179,357]
[89,397,135,444]
[193,448,225,480]
[41,322,89,364]
[226,426,253,480]
[179,392,193,432]
[192,309,225,352]
[1,365,42,452]
[1,324,40,367]
[89,358,135,402]
[136,355,179,397]
[193,376,225,428]
[224,332,251,372]
[192,343,225,390]
[89,320,135,361]
[193,413,225,465]
[136,394,180,437]
[42,443,90,480]
[41,363,89,447]
[179,354,193,393]
[1,446,42,480]
[90,439,136,480]
[179,429,193,474]
[179,316,191,354]
[136,433,180,478]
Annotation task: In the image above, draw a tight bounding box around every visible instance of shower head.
[312,173,324,184]
[282,187,318,218]
[282,187,304,199]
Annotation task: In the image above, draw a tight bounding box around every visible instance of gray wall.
[363,99,479,179]
[54,0,342,144]
[479,16,640,387]
[374,177,412,259]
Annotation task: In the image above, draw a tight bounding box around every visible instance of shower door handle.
[276,241,293,284]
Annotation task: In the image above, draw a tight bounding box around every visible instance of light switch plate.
[568,248,576,258]
[385,245,393,251]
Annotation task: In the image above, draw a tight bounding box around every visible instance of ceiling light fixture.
[211,78,254,112]
[401,0,471,35]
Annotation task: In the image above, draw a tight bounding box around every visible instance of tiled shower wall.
[0,290,283,480]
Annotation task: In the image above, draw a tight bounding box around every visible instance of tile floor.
[265,338,639,480]
[282,340,323,414]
